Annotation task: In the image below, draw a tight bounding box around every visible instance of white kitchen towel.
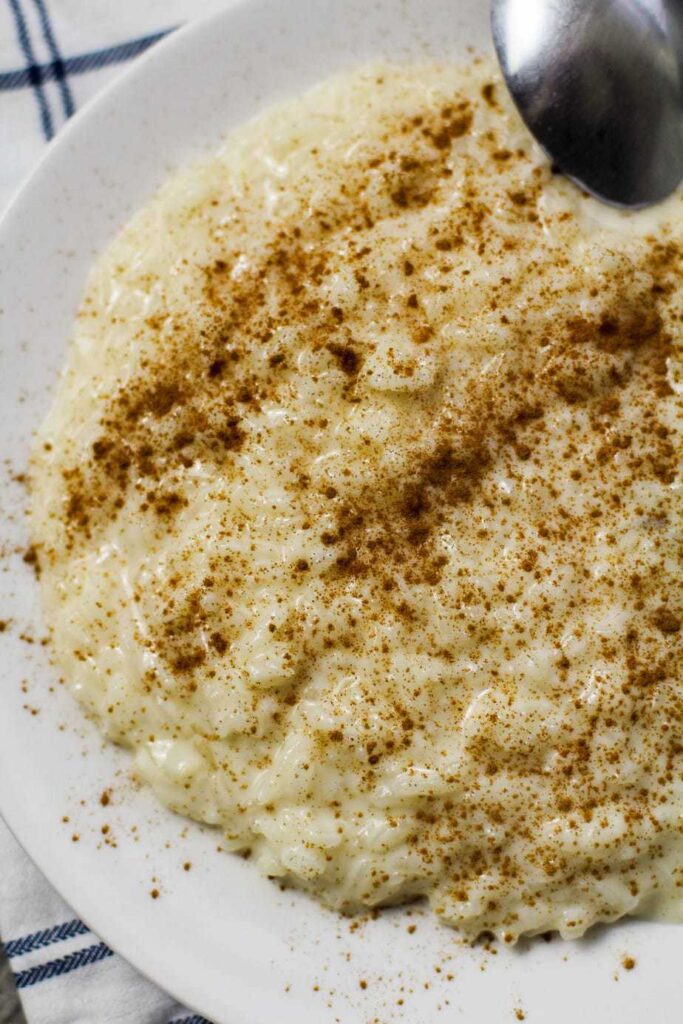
[0,818,207,1024]
[0,0,228,210]
[0,2,231,1020]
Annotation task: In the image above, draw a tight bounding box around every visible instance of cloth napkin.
[0,821,206,1024]
[0,2,231,1020]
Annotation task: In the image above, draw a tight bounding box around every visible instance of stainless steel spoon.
[491,0,683,208]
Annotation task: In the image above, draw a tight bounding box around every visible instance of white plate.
[0,2,679,1021]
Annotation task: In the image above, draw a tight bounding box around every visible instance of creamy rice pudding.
[31,60,682,941]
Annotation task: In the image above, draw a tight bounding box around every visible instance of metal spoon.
[491,0,683,208]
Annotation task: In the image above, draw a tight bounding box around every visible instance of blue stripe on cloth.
[169,1016,210,1024]
[30,0,75,117]
[14,941,113,989]
[0,28,174,91]
[6,0,53,137]
[3,918,89,959]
